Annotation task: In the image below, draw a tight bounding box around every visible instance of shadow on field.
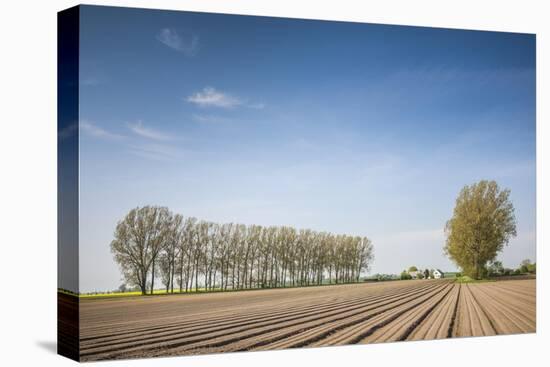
[36,340,57,354]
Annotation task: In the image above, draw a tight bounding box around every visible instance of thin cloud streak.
[187,87,266,110]
[81,121,125,140]
[127,142,184,161]
[156,28,199,56]
[187,87,241,108]
[77,119,182,161]
[127,121,173,141]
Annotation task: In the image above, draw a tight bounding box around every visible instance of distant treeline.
[486,259,536,277]
[111,206,374,295]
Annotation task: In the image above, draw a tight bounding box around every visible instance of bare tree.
[110,206,170,295]
[112,207,375,294]
[159,213,183,293]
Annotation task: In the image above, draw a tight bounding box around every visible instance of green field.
[58,288,212,299]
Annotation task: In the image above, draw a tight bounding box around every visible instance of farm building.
[433,269,444,279]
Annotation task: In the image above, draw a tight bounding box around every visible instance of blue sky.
[77,5,536,292]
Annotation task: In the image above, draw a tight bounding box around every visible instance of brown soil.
[78,279,536,361]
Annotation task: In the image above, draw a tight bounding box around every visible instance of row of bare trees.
[111,206,374,295]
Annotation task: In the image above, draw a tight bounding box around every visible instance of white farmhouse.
[433,269,444,279]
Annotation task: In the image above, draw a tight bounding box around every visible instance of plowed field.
[79,279,535,361]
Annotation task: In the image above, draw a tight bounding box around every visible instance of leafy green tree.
[488,260,504,276]
[424,269,430,279]
[520,259,531,267]
[520,259,530,273]
[400,271,412,280]
[444,180,517,279]
[408,266,418,272]
[520,259,536,274]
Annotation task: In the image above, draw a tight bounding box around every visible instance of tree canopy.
[400,271,412,280]
[110,206,375,294]
[110,206,170,294]
[444,180,517,279]
[424,269,430,279]
[520,259,536,274]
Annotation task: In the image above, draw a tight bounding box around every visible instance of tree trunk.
[150,259,155,295]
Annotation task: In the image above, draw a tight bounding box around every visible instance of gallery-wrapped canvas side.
[57,5,80,362]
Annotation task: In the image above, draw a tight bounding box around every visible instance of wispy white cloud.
[76,119,183,161]
[127,121,173,141]
[81,121,124,140]
[187,87,266,110]
[187,87,241,108]
[128,142,183,161]
[156,28,199,56]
